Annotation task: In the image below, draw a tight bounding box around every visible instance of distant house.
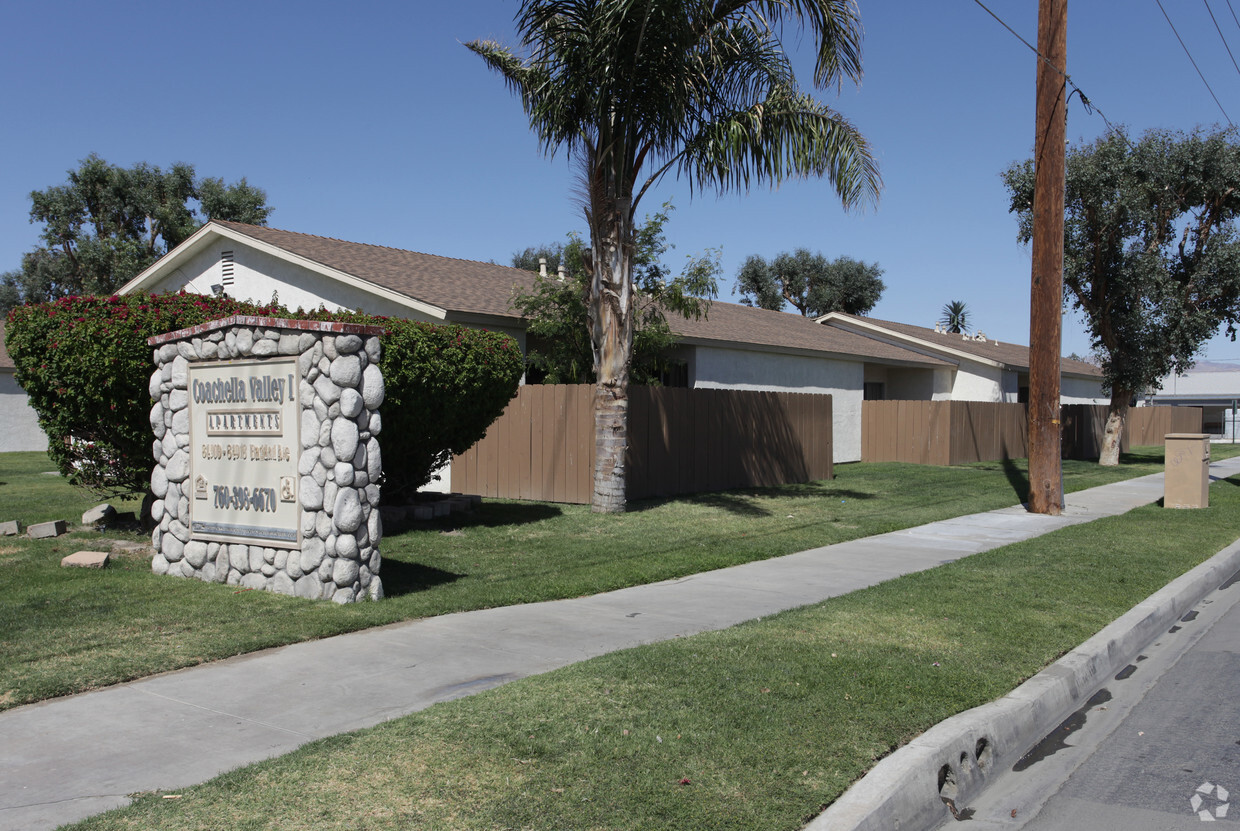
[816,312,1107,405]
[0,323,46,452]
[1146,363,1240,438]
[117,221,1106,473]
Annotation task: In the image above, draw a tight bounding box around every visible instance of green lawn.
[1,446,1233,710]
[64,470,1240,830]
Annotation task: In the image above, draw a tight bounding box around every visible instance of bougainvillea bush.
[6,294,523,505]
[6,294,277,499]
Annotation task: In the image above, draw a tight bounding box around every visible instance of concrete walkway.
[5,458,1240,831]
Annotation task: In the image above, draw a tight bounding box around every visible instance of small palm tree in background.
[940,300,970,334]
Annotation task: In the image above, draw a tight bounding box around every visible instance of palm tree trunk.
[593,383,627,511]
[1099,387,1131,466]
[588,194,634,513]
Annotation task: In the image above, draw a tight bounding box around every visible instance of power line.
[1156,0,1236,127]
[970,0,1125,136]
[1227,0,1240,32]
[1203,0,1240,82]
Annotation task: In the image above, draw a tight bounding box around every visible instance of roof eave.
[674,335,951,368]
[817,311,1014,370]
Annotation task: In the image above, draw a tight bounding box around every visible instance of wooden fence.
[452,385,833,504]
[862,401,1203,465]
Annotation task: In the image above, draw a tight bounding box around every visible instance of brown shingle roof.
[669,302,952,366]
[824,312,1103,377]
[212,222,948,366]
[214,221,537,318]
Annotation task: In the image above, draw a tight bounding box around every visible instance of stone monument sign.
[148,315,385,602]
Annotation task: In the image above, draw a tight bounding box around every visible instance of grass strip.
[65,475,1240,830]
[2,446,1234,709]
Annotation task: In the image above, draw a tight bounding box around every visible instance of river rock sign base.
[149,316,386,603]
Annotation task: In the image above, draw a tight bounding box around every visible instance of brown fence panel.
[862,400,900,462]
[1171,406,1204,435]
[453,385,833,504]
[1126,406,1203,446]
[862,401,1200,466]
[624,387,830,500]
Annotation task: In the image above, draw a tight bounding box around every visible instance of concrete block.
[82,504,117,525]
[0,520,21,536]
[61,551,110,569]
[379,506,407,528]
[446,497,473,514]
[431,500,453,518]
[410,505,434,521]
[28,520,68,539]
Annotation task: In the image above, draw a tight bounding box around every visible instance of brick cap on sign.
[148,315,386,346]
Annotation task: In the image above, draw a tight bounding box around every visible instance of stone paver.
[60,551,110,569]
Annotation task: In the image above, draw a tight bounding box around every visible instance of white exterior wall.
[931,368,955,401]
[949,360,1007,401]
[1060,375,1108,404]
[689,345,864,463]
[1154,369,1240,400]
[154,245,432,319]
[1000,370,1020,402]
[0,370,45,452]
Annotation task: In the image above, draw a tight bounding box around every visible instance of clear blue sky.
[4,1,1240,361]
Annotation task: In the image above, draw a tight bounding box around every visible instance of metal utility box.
[1165,433,1211,509]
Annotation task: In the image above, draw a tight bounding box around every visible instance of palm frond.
[707,0,864,89]
[673,88,880,209]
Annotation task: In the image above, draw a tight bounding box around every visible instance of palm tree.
[940,300,970,334]
[469,0,880,512]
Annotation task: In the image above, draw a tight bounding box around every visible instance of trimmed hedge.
[5,294,523,503]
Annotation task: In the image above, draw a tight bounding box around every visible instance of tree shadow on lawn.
[377,560,463,598]
[625,481,876,517]
[958,457,1030,502]
[386,502,563,538]
[1000,457,1031,503]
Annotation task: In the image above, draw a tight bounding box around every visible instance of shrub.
[323,310,525,497]
[6,295,523,504]
[6,293,278,498]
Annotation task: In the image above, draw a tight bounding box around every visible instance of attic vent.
[220,251,235,286]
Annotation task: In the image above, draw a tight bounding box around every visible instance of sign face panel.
[188,359,300,548]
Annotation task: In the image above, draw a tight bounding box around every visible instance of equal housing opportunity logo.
[1190,781,1229,822]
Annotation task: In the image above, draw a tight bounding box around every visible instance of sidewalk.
[5,458,1240,831]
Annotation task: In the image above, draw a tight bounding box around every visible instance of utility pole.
[1028,0,1067,515]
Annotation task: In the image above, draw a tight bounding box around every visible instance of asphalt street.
[937,561,1240,829]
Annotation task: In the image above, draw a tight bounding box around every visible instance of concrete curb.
[805,537,1240,831]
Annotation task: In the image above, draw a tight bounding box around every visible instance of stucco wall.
[0,370,45,452]
[1060,375,1108,404]
[688,345,864,463]
[930,368,955,400]
[950,360,1008,402]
